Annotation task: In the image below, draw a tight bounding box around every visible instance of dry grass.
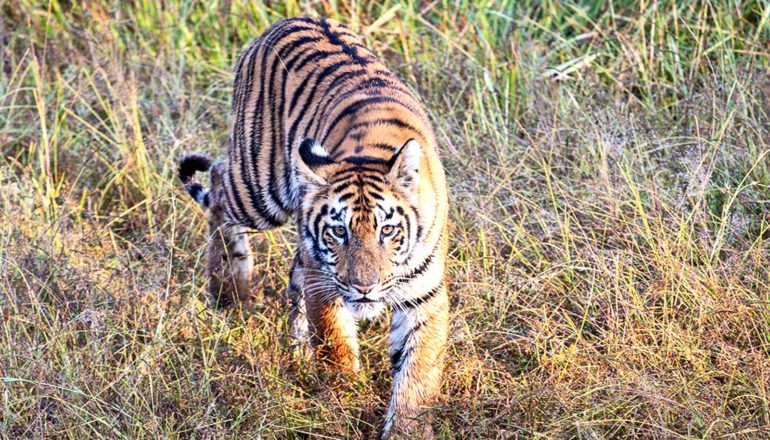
[1,1,770,438]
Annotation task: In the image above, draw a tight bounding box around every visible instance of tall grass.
[1,0,769,438]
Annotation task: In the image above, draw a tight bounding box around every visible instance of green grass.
[2,0,770,438]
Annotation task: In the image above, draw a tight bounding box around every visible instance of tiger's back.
[180,17,450,438]
[225,17,446,237]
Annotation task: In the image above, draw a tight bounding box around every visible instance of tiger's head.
[296,138,424,317]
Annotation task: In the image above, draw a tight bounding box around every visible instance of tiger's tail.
[179,153,212,208]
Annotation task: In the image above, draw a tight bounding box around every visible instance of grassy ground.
[2,0,770,438]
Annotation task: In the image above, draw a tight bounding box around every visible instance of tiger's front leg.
[205,162,254,308]
[384,285,449,439]
[303,271,361,373]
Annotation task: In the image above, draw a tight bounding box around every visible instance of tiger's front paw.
[383,412,434,440]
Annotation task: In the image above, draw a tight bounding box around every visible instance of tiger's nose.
[351,283,377,294]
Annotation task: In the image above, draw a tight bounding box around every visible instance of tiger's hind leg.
[205,162,254,308]
[287,254,310,358]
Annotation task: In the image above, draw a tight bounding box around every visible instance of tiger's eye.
[332,226,347,238]
[381,225,395,236]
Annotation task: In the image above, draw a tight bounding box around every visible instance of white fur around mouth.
[343,300,386,320]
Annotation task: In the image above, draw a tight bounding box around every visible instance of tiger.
[178,17,449,439]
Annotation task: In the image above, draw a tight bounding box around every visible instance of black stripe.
[293,49,339,71]
[360,173,387,183]
[395,284,443,310]
[234,20,321,218]
[411,205,423,242]
[320,18,372,65]
[308,69,369,138]
[244,30,282,226]
[341,156,390,166]
[330,165,384,178]
[231,43,259,224]
[370,143,396,151]
[327,116,421,154]
[279,17,322,28]
[338,192,355,202]
[329,172,385,188]
[374,69,396,78]
[352,196,371,209]
[329,118,416,151]
[313,204,329,240]
[390,344,411,373]
[396,251,435,282]
[287,65,318,115]
[397,206,413,254]
[268,35,323,213]
[329,171,364,184]
[303,224,326,264]
[350,117,420,133]
[389,316,430,374]
[356,77,395,89]
[227,43,255,223]
[240,35,265,218]
[303,204,316,233]
[316,75,411,115]
[332,181,353,193]
[417,200,439,258]
[321,96,415,144]
[333,176,384,193]
[281,49,339,207]
[286,60,353,166]
[248,24,318,220]
[329,206,346,222]
[359,180,383,192]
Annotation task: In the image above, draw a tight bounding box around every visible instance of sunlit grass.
[1,0,769,438]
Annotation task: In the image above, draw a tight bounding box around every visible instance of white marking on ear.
[310,142,329,158]
[295,138,334,190]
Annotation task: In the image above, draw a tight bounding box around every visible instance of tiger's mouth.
[337,287,384,305]
[331,275,399,306]
[339,289,382,303]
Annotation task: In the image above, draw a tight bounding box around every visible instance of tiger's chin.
[343,300,386,320]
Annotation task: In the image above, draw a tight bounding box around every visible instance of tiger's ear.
[297,138,335,187]
[386,139,422,195]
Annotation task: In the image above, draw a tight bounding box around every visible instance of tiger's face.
[297,138,423,316]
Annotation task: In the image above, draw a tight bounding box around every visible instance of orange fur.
[181,17,450,438]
